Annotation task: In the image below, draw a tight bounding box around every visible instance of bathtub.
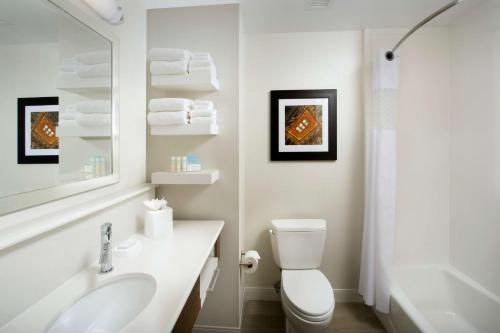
[387,265,500,333]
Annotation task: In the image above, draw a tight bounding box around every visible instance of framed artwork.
[17,97,59,164]
[270,89,337,161]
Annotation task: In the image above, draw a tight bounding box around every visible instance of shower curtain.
[359,49,399,314]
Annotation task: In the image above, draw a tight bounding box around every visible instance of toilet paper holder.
[239,250,259,268]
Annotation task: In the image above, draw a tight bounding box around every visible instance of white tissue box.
[144,207,173,240]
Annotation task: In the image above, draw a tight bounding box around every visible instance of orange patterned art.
[32,113,58,148]
[285,105,322,145]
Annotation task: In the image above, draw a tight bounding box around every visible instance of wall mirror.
[0,0,119,215]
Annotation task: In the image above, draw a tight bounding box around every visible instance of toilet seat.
[281,269,335,321]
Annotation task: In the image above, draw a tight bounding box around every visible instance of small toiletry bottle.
[170,156,176,172]
[182,156,187,172]
[176,156,181,172]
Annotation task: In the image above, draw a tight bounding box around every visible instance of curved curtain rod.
[385,0,463,61]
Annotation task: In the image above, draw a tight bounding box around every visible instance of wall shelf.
[150,123,218,136]
[151,169,220,185]
[56,73,111,92]
[56,125,111,138]
[151,70,219,92]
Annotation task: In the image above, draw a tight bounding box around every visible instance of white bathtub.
[388,265,500,333]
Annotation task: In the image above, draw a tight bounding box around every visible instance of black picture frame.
[17,97,59,164]
[270,89,337,161]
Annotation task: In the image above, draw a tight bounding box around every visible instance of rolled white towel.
[75,50,111,65]
[147,111,187,126]
[149,98,193,112]
[193,100,214,110]
[190,117,216,125]
[191,52,212,62]
[189,109,217,118]
[77,63,111,78]
[150,60,188,75]
[75,100,111,114]
[148,48,191,61]
[76,113,111,127]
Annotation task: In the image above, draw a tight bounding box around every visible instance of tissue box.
[145,207,173,240]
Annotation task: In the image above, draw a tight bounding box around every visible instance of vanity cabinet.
[173,236,221,333]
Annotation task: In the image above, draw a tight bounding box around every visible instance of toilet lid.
[281,270,334,317]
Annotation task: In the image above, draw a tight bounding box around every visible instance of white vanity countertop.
[0,220,224,333]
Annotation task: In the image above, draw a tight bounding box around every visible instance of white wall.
[243,31,365,291]
[449,0,500,297]
[146,5,242,328]
[0,43,60,197]
[0,0,148,325]
[365,29,451,268]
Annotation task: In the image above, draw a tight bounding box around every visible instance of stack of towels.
[148,48,191,76]
[59,100,111,127]
[147,98,191,126]
[189,100,217,125]
[59,50,111,79]
[148,48,217,79]
[147,98,217,127]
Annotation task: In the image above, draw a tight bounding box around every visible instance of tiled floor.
[241,301,386,333]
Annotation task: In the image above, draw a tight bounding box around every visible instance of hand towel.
[150,60,188,75]
[75,100,111,114]
[193,100,214,110]
[147,111,187,126]
[76,113,111,127]
[75,51,111,65]
[148,48,191,61]
[77,63,111,78]
[149,98,193,112]
[190,117,216,125]
[189,109,217,118]
[191,52,213,62]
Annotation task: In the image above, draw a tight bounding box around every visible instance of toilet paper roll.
[241,250,261,274]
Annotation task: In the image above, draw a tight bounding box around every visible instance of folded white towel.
[148,48,191,61]
[189,63,217,77]
[190,117,216,125]
[75,51,111,65]
[191,52,212,62]
[76,113,111,127]
[189,109,217,118]
[189,59,213,69]
[147,111,187,126]
[150,60,188,75]
[193,100,214,110]
[149,98,193,112]
[75,100,111,114]
[77,63,111,78]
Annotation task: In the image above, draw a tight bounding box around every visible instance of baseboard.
[243,287,363,303]
[192,325,240,333]
[374,310,397,333]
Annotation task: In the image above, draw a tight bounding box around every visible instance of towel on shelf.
[189,59,213,68]
[148,48,191,61]
[150,60,188,75]
[147,111,187,126]
[75,100,111,114]
[77,63,111,78]
[190,117,216,125]
[149,98,193,112]
[193,100,214,110]
[75,51,111,65]
[191,52,213,62]
[189,63,217,77]
[76,113,111,127]
[58,119,76,127]
[189,109,217,118]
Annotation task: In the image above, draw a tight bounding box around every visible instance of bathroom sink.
[46,273,157,333]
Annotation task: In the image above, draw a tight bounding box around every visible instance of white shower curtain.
[359,49,399,314]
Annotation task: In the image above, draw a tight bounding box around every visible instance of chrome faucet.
[99,222,113,274]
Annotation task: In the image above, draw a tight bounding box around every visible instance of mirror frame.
[0,0,120,216]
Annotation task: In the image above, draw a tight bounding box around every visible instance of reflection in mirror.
[0,0,114,202]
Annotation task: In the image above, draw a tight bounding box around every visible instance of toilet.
[270,219,335,333]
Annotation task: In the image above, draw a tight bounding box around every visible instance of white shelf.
[56,73,111,92]
[56,125,111,138]
[151,169,220,185]
[151,70,219,92]
[150,123,218,136]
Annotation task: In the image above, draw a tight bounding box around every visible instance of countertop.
[0,220,224,333]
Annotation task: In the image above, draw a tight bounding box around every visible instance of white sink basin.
[46,273,157,333]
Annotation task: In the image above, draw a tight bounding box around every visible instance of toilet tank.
[270,219,326,269]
